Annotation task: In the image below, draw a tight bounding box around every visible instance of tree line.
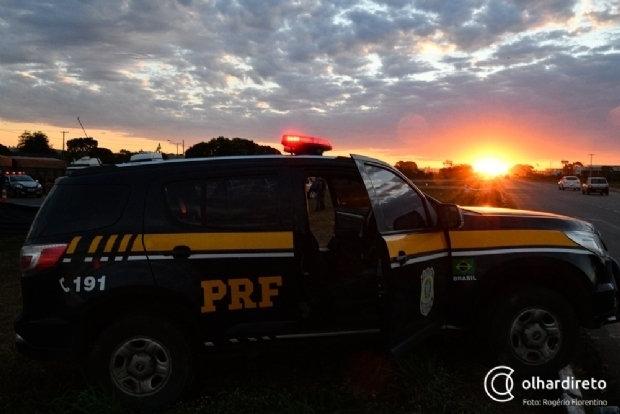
[6,131,615,182]
[0,131,281,164]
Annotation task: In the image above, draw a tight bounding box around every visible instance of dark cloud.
[0,0,619,163]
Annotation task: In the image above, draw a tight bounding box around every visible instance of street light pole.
[588,153,594,178]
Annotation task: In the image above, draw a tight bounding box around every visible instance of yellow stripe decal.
[450,230,577,249]
[384,233,448,258]
[104,235,118,253]
[118,234,133,253]
[131,235,146,252]
[143,232,294,252]
[66,236,82,254]
[88,236,103,254]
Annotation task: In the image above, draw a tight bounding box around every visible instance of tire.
[88,315,194,412]
[308,190,317,199]
[489,287,578,378]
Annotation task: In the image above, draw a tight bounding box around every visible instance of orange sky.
[1,117,614,172]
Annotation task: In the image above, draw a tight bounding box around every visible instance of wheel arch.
[473,256,593,329]
[72,286,201,358]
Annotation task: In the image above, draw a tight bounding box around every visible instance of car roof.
[64,154,361,183]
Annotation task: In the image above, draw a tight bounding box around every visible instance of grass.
[0,181,608,413]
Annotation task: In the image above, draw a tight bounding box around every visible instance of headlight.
[565,231,607,257]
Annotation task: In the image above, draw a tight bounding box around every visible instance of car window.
[566,177,578,181]
[365,164,428,231]
[591,178,607,184]
[165,175,281,229]
[29,184,131,237]
[165,179,202,226]
[330,177,371,209]
[11,175,35,182]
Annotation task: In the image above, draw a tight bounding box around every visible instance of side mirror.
[436,203,464,230]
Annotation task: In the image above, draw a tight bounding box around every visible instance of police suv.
[15,135,620,411]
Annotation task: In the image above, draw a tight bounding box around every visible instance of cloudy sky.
[1,0,619,169]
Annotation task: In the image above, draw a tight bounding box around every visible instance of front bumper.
[10,187,43,196]
[594,257,620,327]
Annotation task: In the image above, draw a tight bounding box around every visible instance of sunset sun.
[473,157,509,177]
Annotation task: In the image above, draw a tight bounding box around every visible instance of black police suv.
[15,135,620,411]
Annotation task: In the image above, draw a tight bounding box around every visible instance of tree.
[0,143,13,156]
[92,147,116,164]
[66,137,99,160]
[561,161,584,175]
[510,164,534,177]
[395,161,418,173]
[394,160,428,179]
[17,131,55,154]
[439,164,474,180]
[185,137,280,158]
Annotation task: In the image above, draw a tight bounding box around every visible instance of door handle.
[172,245,191,259]
[397,251,407,266]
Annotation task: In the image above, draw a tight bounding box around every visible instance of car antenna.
[77,117,89,138]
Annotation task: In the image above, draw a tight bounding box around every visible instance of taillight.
[20,244,68,273]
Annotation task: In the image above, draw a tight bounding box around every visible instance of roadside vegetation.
[0,181,616,413]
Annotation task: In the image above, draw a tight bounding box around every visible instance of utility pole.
[168,140,184,157]
[588,154,594,178]
[61,131,68,152]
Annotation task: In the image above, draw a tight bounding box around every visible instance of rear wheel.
[88,315,194,412]
[489,288,578,378]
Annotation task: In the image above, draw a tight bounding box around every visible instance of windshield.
[10,175,35,182]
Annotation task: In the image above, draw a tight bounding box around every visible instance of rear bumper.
[13,314,75,360]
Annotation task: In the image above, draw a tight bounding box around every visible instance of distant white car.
[582,177,609,195]
[558,176,580,191]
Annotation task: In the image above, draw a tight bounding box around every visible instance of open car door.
[352,155,451,358]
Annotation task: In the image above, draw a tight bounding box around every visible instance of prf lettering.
[200,276,282,313]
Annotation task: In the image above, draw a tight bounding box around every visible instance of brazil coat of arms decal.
[420,267,435,316]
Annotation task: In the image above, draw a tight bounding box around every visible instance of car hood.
[459,206,596,233]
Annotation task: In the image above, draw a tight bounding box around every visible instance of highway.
[500,178,620,396]
[500,178,620,259]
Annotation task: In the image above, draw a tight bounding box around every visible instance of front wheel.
[489,288,578,378]
[88,315,194,412]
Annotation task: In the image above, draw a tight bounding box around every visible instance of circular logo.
[484,366,514,402]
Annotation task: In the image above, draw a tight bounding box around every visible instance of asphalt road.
[4,195,46,207]
[501,178,620,259]
[500,178,620,401]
